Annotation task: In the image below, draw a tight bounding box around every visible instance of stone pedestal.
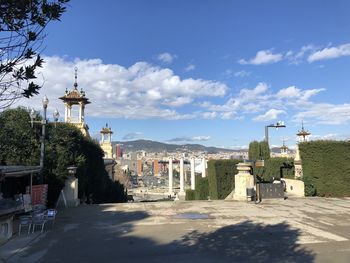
[64,177,79,207]
[233,163,254,201]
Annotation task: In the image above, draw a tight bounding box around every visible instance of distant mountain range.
[112,139,244,153]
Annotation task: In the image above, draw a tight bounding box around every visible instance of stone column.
[233,163,254,201]
[64,103,68,122]
[79,102,82,123]
[294,144,303,179]
[201,157,206,178]
[190,157,195,190]
[168,157,173,194]
[180,157,184,193]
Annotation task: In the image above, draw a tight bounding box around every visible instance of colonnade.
[168,157,206,194]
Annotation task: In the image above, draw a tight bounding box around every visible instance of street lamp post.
[30,96,59,184]
[264,121,286,146]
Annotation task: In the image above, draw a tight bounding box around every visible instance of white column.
[190,157,195,190]
[64,103,68,122]
[201,157,206,178]
[67,105,71,122]
[180,157,184,193]
[79,102,82,123]
[81,105,85,123]
[168,157,173,194]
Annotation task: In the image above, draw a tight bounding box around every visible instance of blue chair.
[32,213,46,233]
[18,216,32,235]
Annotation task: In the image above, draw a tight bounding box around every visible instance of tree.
[248,140,260,161]
[0,107,127,206]
[0,0,69,109]
[259,141,271,160]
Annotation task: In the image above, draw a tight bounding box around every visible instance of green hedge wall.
[207,159,240,199]
[254,157,295,182]
[299,141,350,197]
[185,189,196,200]
[195,175,209,200]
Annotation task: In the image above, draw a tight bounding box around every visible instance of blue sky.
[16,0,350,148]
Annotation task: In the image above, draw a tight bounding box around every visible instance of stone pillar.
[294,144,303,179]
[64,103,68,122]
[201,158,206,178]
[63,177,79,207]
[180,157,184,193]
[67,105,72,122]
[190,157,195,190]
[233,163,254,201]
[79,102,82,123]
[168,157,173,194]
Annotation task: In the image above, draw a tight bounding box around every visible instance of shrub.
[195,176,209,200]
[253,157,294,182]
[207,159,240,199]
[185,189,196,200]
[299,141,350,197]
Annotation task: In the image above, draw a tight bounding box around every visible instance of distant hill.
[112,139,245,153]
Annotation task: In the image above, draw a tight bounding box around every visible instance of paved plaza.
[2,197,350,262]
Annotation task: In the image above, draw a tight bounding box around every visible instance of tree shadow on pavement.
[177,220,315,263]
[9,205,315,263]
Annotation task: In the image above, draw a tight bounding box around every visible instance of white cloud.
[293,103,350,125]
[253,109,286,122]
[157,52,177,63]
[234,70,251,77]
[15,56,227,120]
[192,136,211,141]
[239,50,283,65]
[168,136,211,142]
[221,111,236,120]
[308,43,350,62]
[202,112,217,119]
[184,64,196,72]
[309,133,339,140]
[122,132,143,140]
[286,45,316,65]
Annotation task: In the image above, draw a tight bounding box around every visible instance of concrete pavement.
[1,197,350,262]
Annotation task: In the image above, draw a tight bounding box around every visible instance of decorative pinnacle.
[74,67,78,89]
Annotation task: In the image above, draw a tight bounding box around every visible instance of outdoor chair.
[32,213,46,233]
[18,216,32,235]
[45,209,57,228]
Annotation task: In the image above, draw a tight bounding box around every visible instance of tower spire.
[74,67,78,89]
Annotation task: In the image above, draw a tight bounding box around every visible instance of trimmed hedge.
[299,141,350,197]
[254,157,295,182]
[207,159,240,199]
[185,189,196,200]
[195,176,209,200]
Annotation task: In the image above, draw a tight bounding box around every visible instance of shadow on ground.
[177,221,315,262]
[8,205,315,263]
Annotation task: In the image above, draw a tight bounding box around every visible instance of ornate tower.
[280,139,289,157]
[100,123,113,159]
[296,122,311,142]
[294,122,311,179]
[59,68,91,137]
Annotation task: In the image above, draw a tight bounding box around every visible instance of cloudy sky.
[15,0,350,148]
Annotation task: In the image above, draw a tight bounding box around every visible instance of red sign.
[28,184,48,205]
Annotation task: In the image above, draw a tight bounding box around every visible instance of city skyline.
[14,0,350,148]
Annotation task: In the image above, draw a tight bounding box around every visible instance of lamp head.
[53,109,60,122]
[42,95,49,108]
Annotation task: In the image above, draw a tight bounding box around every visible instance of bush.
[185,189,196,200]
[299,141,350,197]
[195,176,209,200]
[253,157,294,182]
[207,159,240,199]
